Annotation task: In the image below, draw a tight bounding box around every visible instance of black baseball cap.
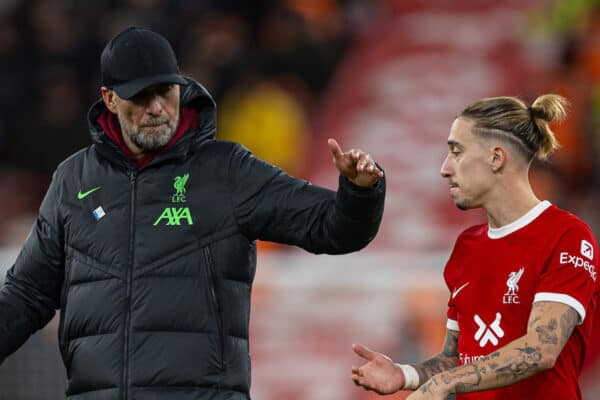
[100,27,187,99]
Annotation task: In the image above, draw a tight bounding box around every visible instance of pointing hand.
[328,139,384,187]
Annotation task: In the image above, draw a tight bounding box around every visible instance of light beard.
[455,201,469,211]
[454,196,480,211]
[118,114,179,153]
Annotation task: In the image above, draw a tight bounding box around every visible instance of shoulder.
[200,139,247,154]
[57,147,91,169]
[445,223,487,270]
[444,224,487,281]
[194,140,253,165]
[54,146,94,182]
[210,140,279,172]
[194,140,280,183]
[455,223,488,244]
[543,205,596,241]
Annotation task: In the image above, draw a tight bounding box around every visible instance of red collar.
[97,107,198,169]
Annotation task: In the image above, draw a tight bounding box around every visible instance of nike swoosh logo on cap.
[77,187,101,200]
[452,282,470,299]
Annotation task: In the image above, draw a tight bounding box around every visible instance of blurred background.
[1,0,600,398]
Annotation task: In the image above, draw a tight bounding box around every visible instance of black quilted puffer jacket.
[0,79,385,399]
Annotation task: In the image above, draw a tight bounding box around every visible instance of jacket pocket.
[203,246,225,370]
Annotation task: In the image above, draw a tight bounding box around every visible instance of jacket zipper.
[123,171,137,400]
[204,246,225,371]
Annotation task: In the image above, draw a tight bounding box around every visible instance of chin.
[455,202,469,211]
[453,198,472,211]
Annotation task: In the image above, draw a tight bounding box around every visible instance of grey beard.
[129,126,175,152]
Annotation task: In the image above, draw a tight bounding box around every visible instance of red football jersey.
[444,201,599,400]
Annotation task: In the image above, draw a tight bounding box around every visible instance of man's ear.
[491,145,507,172]
[101,87,118,114]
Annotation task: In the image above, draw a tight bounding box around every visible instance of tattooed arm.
[351,329,459,395]
[406,301,579,400]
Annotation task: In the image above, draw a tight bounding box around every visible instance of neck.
[484,176,540,229]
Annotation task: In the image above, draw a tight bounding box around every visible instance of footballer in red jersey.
[351,94,599,400]
[444,201,598,399]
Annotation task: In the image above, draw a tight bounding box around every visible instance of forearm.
[410,352,459,386]
[404,328,459,389]
[319,175,385,252]
[0,283,56,362]
[421,333,553,395]
[281,176,385,253]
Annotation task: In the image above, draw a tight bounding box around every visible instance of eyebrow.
[447,140,462,149]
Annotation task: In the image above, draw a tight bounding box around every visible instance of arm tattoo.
[442,330,458,357]
[535,318,558,344]
[413,330,459,384]
[443,364,485,392]
[443,345,541,394]
[559,308,578,346]
[527,315,541,330]
[494,344,542,380]
[529,302,579,355]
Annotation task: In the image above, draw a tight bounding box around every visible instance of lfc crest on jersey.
[503,267,524,304]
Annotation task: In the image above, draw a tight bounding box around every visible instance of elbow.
[346,233,376,252]
[322,237,372,255]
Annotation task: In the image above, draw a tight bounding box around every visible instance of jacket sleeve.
[229,145,385,254]
[0,170,65,363]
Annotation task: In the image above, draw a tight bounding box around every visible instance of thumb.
[352,343,376,361]
[328,138,344,162]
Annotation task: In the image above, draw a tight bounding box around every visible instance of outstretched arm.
[230,139,385,254]
[407,301,578,399]
[351,328,459,395]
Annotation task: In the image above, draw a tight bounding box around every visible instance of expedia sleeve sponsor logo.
[559,252,597,281]
[581,239,594,260]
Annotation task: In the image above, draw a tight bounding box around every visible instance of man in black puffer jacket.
[0,27,385,400]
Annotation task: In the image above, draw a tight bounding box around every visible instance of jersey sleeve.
[534,225,598,324]
[444,238,461,332]
[446,300,459,331]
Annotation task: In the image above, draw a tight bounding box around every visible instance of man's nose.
[147,96,164,115]
[440,155,452,178]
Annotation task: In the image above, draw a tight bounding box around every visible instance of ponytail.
[460,94,567,161]
[528,94,566,159]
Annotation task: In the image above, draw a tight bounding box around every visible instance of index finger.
[327,138,344,161]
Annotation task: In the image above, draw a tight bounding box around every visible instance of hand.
[406,376,451,400]
[328,138,383,187]
[351,343,404,395]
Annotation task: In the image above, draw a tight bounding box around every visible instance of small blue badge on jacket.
[92,206,106,221]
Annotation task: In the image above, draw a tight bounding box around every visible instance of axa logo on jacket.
[153,173,194,226]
